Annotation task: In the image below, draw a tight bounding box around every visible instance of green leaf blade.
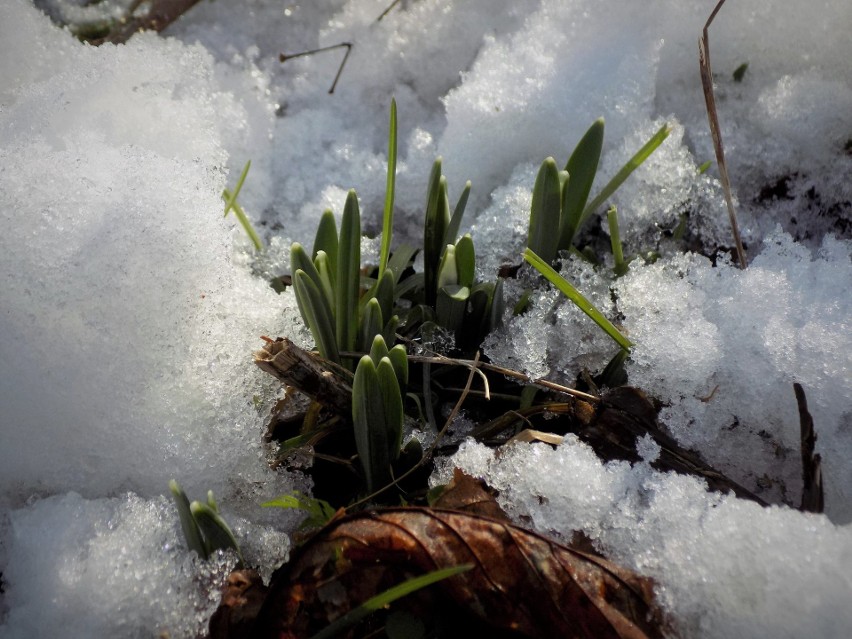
[580,123,671,226]
[169,479,206,559]
[376,356,404,460]
[559,118,604,251]
[524,248,633,351]
[309,565,473,639]
[293,269,341,363]
[312,209,339,273]
[190,501,242,561]
[423,160,449,306]
[445,180,472,245]
[352,355,391,492]
[454,234,476,289]
[527,157,562,264]
[379,98,398,278]
[337,190,362,356]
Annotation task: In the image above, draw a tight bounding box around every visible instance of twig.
[404,355,600,404]
[279,42,353,94]
[254,337,353,416]
[376,0,403,22]
[699,0,748,268]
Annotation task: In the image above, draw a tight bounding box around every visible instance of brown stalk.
[699,0,748,268]
[279,42,353,94]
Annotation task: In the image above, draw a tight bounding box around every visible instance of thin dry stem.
[700,0,748,268]
[279,42,352,94]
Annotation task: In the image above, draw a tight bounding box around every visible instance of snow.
[1,0,850,636]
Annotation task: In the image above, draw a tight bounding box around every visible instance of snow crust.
[1,0,850,636]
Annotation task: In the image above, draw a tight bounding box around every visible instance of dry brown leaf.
[430,468,510,521]
[506,428,565,446]
[209,569,269,639]
[250,507,667,639]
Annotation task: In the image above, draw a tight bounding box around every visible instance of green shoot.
[445,180,472,246]
[579,123,672,228]
[423,160,450,307]
[169,479,241,562]
[524,248,633,351]
[526,119,669,265]
[352,340,405,492]
[378,98,397,278]
[169,479,206,558]
[191,501,243,563]
[733,62,749,82]
[336,191,361,356]
[559,118,605,251]
[527,157,562,263]
[222,160,263,251]
[309,564,473,639]
[262,491,337,529]
[672,212,689,241]
[607,205,628,276]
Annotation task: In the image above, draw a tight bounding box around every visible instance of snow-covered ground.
[1,0,850,636]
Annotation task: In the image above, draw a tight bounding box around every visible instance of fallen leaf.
[251,507,667,639]
[429,468,509,521]
[209,569,269,639]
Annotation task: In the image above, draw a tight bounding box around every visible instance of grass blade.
[261,491,336,529]
[222,160,263,251]
[524,248,632,351]
[445,180,472,245]
[579,123,671,227]
[379,98,398,278]
[423,160,449,306]
[309,565,473,639]
[607,205,628,276]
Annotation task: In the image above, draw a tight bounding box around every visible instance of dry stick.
[699,0,748,269]
[392,334,600,404]
[346,351,483,510]
[404,355,601,404]
[255,337,353,416]
[279,42,353,94]
[376,0,403,22]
